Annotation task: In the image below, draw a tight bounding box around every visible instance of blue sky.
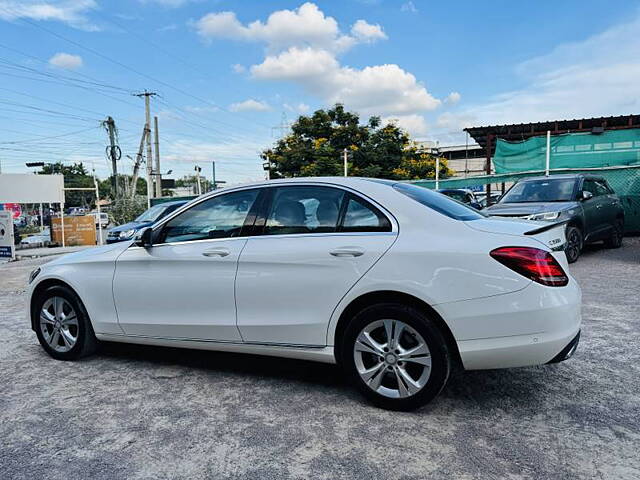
[0,0,639,183]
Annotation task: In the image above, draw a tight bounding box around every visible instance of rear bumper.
[434,279,582,370]
[547,330,580,364]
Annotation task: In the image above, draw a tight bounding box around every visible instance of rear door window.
[341,195,391,232]
[264,186,345,235]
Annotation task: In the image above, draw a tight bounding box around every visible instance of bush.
[110,196,147,226]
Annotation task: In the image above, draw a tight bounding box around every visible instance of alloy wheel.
[353,319,432,399]
[40,296,78,353]
[566,229,582,262]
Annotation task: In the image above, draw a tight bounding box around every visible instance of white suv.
[27,178,581,410]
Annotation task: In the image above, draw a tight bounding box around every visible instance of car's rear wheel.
[33,285,97,360]
[565,226,583,263]
[604,219,624,248]
[341,304,451,411]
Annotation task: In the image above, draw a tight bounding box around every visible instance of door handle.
[596,204,603,209]
[330,247,365,257]
[202,248,230,257]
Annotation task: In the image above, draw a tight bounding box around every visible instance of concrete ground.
[1,239,639,479]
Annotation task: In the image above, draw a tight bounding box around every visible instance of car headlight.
[119,229,137,239]
[526,211,561,221]
[29,267,41,284]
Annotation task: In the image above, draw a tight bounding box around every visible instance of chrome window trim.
[138,182,398,248]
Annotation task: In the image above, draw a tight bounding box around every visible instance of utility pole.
[135,91,157,207]
[130,125,148,200]
[102,117,121,197]
[212,161,216,190]
[154,116,162,197]
[343,148,348,177]
[194,165,202,195]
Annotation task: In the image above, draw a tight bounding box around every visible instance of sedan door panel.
[113,238,247,340]
[235,233,396,345]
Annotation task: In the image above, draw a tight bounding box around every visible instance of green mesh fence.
[493,129,640,173]
[411,165,640,233]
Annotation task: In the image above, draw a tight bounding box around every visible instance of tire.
[604,219,624,249]
[564,226,583,263]
[33,285,98,361]
[340,303,451,411]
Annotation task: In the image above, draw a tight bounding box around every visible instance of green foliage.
[98,175,148,200]
[39,162,94,208]
[262,104,452,180]
[110,196,147,225]
[175,175,211,193]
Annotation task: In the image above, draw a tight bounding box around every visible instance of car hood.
[108,221,149,234]
[45,241,131,266]
[485,201,577,216]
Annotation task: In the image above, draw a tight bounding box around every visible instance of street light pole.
[343,148,348,177]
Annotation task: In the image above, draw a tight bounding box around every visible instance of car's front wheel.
[33,285,98,360]
[565,226,583,263]
[341,304,451,411]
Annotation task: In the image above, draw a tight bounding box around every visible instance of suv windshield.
[393,183,485,221]
[500,178,576,203]
[135,204,172,223]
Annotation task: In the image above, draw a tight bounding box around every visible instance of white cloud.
[139,0,196,7]
[458,14,640,127]
[382,114,429,137]
[229,99,271,112]
[401,2,418,13]
[252,47,440,115]
[350,19,387,43]
[284,102,311,114]
[444,91,461,105]
[196,3,438,119]
[194,2,386,53]
[0,0,98,30]
[48,52,83,70]
[231,63,246,74]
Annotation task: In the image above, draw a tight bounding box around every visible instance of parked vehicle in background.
[28,178,581,411]
[106,200,187,243]
[20,228,51,247]
[67,207,88,216]
[91,212,109,229]
[477,192,502,208]
[485,174,624,262]
[437,188,483,209]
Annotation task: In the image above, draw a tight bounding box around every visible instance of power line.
[9,14,270,133]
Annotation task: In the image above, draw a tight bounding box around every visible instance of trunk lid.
[464,217,567,251]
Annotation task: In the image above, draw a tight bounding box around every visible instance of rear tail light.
[490,247,568,287]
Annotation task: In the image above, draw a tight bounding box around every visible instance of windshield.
[393,183,486,221]
[135,204,171,223]
[500,178,576,203]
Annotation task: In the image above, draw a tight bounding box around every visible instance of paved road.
[1,240,639,479]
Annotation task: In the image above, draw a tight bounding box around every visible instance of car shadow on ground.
[95,341,552,410]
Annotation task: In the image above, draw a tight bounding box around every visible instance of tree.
[39,162,95,208]
[98,175,147,200]
[262,104,452,180]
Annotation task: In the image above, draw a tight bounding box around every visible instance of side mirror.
[581,190,593,201]
[135,227,154,248]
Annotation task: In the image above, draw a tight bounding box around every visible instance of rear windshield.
[393,183,486,221]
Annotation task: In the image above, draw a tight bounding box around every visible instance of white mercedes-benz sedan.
[27,178,581,410]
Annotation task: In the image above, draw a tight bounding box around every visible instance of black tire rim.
[613,222,623,245]
[566,230,581,261]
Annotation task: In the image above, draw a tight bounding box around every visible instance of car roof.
[519,173,602,182]
[159,200,188,207]
[437,188,473,194]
